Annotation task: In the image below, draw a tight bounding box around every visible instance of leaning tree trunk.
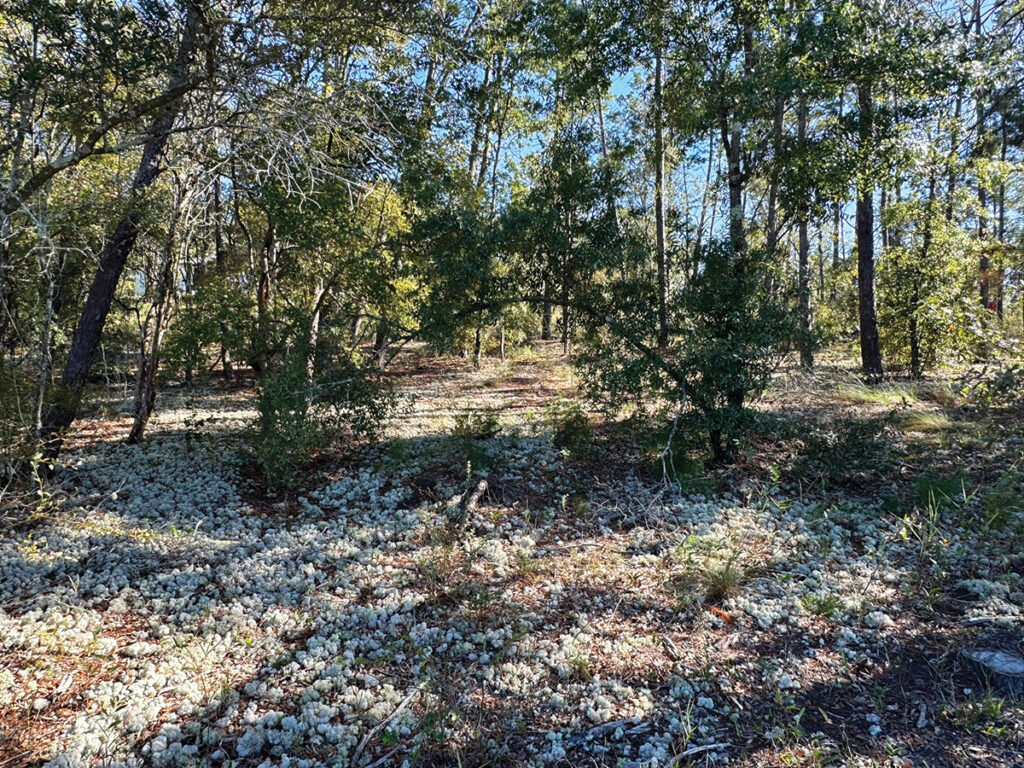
[856,80,883,382]
[38,11,198,462]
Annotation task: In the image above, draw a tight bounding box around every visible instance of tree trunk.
[373,321,389,368]
[720,110,746,260]
[817,232,825,302]
[541,272,552,340]
[38,9,198,461]
[856,80,883,381]
[797,99,813,369]
[766,96,785,269]
[127,244,176,444]
[944,88,962,222]
[213,174,232,380]
[40,117,176,456]
[253,216,275,376]
[911,173,938,379]
[654,42,669,347]
[595,90,621,238]
[996,110,1006,320]
[561,303,570,356]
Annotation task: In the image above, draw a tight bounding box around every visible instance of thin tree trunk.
[127,237,176,444]
[996,109,1006,320]
[797,99,813,369]
[654,42,669,347]
[817,229,825,302]
[911,173,938,379]
[213,174,232,380]
[720,110,746,259]
[254,216,275,376]
[765,93,785,297]
[975,2,990,310]
[34,211,61,436]
[694,129,716,269]
[856,80,883,381]
[944,88,962,222]
[541,271,552,341]
[595,90,621,237]
[373,321,389,369]
[879,188,889,250]
[307,277,326,379]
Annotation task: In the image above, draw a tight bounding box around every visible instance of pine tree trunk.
[856,80,883,381]
[797,100,813,369]
[654,42,669,347]
[541,273,552,340]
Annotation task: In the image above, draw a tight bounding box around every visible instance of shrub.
[544,398,592,450]
[984,469,1023,531]
[450,410,501,441]
[956,364,1024,413]
[255,346,393,489]
[578,239,794,463]
[800,417,891,482]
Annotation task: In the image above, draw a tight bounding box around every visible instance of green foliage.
[544,398,592,450]
[956,364,1024,413]
[800,593,842,618]
[676,245,783,448]
[255,345,393,489]
[582,240,792,463]
[984,469,1024,531]
[799,417,892,483]
[913,472,969,512]
[450,410,501,441]
[0,368,35,480]
[163,283,256,381]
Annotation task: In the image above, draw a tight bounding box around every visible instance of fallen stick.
[350,683,425,765]
[670,743,732,765]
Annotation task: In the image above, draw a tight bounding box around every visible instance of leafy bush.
[984,469,1023,531]
[544,398,592,449]
[0,368,34,482]
[163,282,256,382]
[255,347,393,489]
[955,364,1024,413]
[579,240,793,463]
[450,410,501,441]
[800,417,892,482]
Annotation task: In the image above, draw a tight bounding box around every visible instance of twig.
[365,747,400,768]
[350,683,424,765]
[961,615,1023,626]
[670,743,731,764]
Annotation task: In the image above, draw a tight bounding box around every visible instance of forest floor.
[1,344,1023,768]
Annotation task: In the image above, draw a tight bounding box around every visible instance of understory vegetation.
[2,351,1024,768]
[1,0,1023,766]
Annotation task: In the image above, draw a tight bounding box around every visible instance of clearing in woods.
[1,345,1022,767]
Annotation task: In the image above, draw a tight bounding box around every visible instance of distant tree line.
[0,0,1021,476]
